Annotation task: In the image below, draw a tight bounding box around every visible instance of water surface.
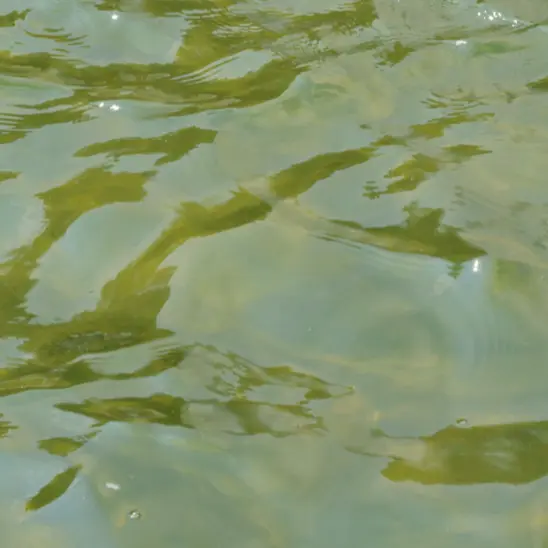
[2,0,548,546]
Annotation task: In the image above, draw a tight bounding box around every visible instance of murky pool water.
[2,0,548,546]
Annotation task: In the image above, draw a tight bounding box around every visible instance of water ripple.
[1,0,548,545]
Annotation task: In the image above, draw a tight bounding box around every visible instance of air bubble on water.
[128,509,142,520]
[105,482,120,491]
[97,102,121,112]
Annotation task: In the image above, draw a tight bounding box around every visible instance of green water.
[2,0,548,545]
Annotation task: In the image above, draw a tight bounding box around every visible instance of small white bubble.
[111,12,119,20]
[128,509,142,520]
[472,259,480,273]
[98,101,105,108]
[455,39,467,46]
[109,104,120,112]
[105,482,121,491]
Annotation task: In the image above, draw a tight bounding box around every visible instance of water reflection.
[348,420,548,485]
